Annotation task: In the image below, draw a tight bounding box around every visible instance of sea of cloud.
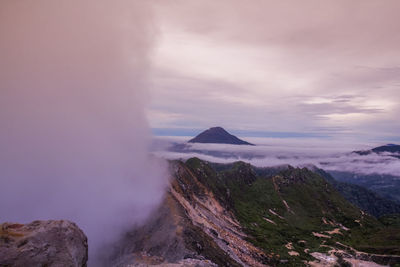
[152,136,400,177]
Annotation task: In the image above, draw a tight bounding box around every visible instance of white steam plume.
[0,0,167,264]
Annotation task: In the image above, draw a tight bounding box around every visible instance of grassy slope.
[314,168,400,218]
[185,158,400,265]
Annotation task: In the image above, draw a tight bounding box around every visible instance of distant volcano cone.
[188,127,254,145]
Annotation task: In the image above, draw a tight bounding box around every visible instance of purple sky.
[147,0,400,144]
[0,1,399,261]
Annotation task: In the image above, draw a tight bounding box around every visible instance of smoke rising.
[0,0,167,264]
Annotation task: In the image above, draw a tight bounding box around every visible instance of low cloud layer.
[0,1,167,265]
[153,137,400,177]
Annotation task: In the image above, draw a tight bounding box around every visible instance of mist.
[153,137,400,177]
[0,0,167,264]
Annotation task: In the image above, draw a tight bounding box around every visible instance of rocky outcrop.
[0,220,88,267]
[111,161,270,266]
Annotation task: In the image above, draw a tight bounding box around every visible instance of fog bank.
[153,137,400,177]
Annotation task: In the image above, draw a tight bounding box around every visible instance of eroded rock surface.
[111,161,270,266]
[111,158,400,267]
[0,220,88,267]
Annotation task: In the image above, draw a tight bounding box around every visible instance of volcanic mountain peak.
[188,127,254,145]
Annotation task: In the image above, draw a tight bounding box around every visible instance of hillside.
[329,170,400,204]
[111,158,400,266]
[372,144,400,154]
[354,144,400,159]
[313,168,400,218]
[188,127,254,145]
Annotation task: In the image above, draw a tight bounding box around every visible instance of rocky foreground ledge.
[0,220,88,267]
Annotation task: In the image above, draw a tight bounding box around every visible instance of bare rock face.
[0,220,88,267]
[111,161,270,267]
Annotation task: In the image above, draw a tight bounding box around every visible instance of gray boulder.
[0,220,88,267]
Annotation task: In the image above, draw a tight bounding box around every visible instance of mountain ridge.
[111,158,400,266]
[354,144,400,158]
[312,167,400,218]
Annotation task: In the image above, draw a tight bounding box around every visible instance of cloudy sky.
[147,0,400,144]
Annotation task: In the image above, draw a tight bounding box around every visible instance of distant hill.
[188,127,254,145]
[312,167,400,218]
[329,170,400,204]
[372,144,400,153]
[354,144,400,158]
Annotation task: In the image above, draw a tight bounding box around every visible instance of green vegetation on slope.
[185,158,400,265]
[314,168,400,218]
